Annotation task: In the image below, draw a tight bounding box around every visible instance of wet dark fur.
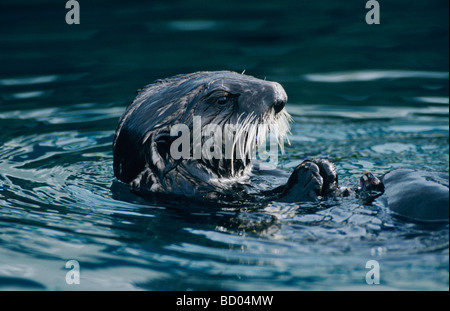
[113,71,290,198]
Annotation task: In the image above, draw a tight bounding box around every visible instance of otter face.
[113,71,291,195]
[191,72,291,175]
[194,72,288,119]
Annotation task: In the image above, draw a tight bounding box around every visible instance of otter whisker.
[223,107,292,176]
[228,112,255,175]
[234,112,257,160]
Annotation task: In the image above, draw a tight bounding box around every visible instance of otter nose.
[272,82,287,114]
[273,99,286,114]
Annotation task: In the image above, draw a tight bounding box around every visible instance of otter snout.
[244,80,287,115]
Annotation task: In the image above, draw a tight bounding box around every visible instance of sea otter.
[113,71,449,222]
[113,71,299,199]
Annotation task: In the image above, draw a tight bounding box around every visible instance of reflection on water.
[303,70,449,83]
[0,0,448,290]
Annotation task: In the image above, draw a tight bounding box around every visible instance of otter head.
[113,71,291,195]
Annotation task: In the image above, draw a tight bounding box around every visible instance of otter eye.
[217,96,228,105]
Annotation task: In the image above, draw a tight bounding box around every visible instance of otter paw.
[357,171,385,203]
[311,158,338,196]
[278,160,324,202]
[359,172,384,192]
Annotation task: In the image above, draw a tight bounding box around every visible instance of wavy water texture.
[0,0,448,290]
[0,68,448,290]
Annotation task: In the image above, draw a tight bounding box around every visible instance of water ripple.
[303,70,449,83]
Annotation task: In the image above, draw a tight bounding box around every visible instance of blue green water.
[0,0,448,290]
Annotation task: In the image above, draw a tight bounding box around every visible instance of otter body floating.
[113,71,449,223]
[379,169,449,222]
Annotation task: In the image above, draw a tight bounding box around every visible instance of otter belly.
[379,169,449,222]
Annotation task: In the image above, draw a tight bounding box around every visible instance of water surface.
[0,0,448,290]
